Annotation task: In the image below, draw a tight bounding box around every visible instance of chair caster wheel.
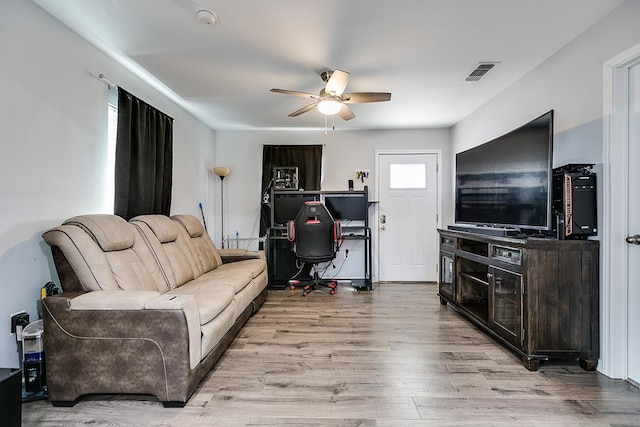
[330,290,335,295]
[302,292,308,297]
[290,285,296,290]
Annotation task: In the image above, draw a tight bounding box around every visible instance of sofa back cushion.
[42,215,161,292]
[130,215,197,290]
[171,215,222,275]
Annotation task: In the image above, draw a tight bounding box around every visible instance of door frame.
[374,149,443,282]
[602,42,640,379]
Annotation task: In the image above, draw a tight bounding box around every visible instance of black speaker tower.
[552,164,597,239]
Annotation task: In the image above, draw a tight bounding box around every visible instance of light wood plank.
[22,283,640,426]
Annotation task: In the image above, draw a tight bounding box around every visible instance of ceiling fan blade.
[337,103,355,121]
[325,70,350,96]
[289,103,317,117]
[270,88,318,99]
[342,92,392,104]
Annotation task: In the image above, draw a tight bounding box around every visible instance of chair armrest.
[219,249,265,264]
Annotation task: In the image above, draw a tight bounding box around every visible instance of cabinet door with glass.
[438,252,455,304]
[489,266,523,348]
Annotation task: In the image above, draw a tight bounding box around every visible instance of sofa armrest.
[144,294,201,370]
[42,292,200,404]
[59,291,201,370]
[69,290,160,310]
[219,249,265,264]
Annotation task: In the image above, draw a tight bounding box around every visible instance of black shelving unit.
[266,189,372,290]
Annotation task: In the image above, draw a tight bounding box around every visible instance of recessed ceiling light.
[196,9,217,25]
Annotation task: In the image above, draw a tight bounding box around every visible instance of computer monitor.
[273,195,317,225]
[324,194,368,221]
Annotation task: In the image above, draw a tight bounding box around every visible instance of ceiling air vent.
[465,62,499,82]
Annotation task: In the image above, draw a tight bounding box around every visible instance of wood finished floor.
[22,283,640,426]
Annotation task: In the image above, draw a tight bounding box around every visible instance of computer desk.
[266,189,373,291]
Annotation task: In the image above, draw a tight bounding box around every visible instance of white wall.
[214,128,452,279]
[0,0,215,368]
[453,1,640,157]
[452,0,640,377]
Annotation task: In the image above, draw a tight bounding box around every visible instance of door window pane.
[389,163,426,189]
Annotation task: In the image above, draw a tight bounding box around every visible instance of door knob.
[627,234,640,245]
[380,225,386,231]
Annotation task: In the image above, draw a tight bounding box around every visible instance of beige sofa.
[41,214,268,407]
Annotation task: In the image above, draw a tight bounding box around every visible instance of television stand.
[438,229,599,371]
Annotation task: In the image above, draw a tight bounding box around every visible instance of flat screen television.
[455,110,554,232]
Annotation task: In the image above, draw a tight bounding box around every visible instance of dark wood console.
[438,229,599,371]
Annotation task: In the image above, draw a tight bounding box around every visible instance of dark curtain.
[114,88,173,220]
[260,145,323,236]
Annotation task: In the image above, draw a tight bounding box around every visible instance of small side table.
[0,368,22,427]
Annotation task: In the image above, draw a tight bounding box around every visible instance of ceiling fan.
[270,70,391,121]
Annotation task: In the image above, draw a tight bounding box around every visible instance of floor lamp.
[213,167,231,248]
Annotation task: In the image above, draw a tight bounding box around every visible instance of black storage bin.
[0,368,22,427]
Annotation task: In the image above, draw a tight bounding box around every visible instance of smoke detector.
[196,9,217,25]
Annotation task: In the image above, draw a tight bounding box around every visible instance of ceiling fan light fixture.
[317,98,341,115]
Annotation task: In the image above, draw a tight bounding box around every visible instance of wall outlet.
[10,311,29,336]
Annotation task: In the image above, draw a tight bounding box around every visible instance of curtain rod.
[94,73,116,88]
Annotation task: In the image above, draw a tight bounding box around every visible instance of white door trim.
[602,42,640,379]
[374,149,443,281]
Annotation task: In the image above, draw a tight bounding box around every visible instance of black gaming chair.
[286,201,342,296]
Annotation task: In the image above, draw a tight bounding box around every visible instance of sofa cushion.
[131,215,197,290]
[173,214,204,238]
[200,300,237,359]
[130,215,178,244]
[172,215,222,274]
[65,215,135,252]
[166,281,235,325]
[43,218,160,292]
[217,258,266,280]
[198,261,264,294]
[198,270,253,294]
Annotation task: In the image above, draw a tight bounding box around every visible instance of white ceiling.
[32,0,625,131]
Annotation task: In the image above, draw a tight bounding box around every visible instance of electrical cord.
[291,260,306,279]
[319,254,349,280]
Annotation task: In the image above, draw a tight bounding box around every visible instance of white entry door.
[378,152,439,281]
[627,62,640,384]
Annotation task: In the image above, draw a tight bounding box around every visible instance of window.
[389,163,427,189]
[105,86,118,213]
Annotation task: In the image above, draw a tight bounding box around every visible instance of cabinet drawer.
[440,235,455,250]
[491,245,522,265]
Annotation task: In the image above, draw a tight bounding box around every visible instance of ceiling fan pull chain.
[324,114,328,136]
